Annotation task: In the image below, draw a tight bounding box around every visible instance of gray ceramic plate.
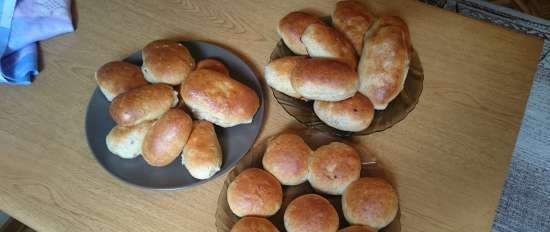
[85,41,264,190]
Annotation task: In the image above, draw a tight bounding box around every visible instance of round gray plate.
[85,41,265,190]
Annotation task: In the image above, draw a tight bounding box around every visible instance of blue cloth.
[0,0,73,85]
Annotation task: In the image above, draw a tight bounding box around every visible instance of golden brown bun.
[262,133,312,185]
[264,56,307,99]
[371,16,411,50]
[301,23,357,69]
[313,93,374,132]
[338,225,377,232]
[333,0,375,54]
[342,177,398,229]
[227,168,283,217]
[106,121,154,159]
[109,84,178,126]
[358,20,409,110]
[308,142,361,195]
[230,217,280,232]
[284,194,339,232]
[141,109,192,167]
[197,58,230,76]
[142,40,195,85]
[290,58,358,101]
[277,12,324,55]
[95,61,148,101]
[180,69,260,127]
[182,120,222,179]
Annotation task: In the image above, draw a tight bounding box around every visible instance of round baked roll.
[290,58,358,101]
[284,194,339,232]
[264,56,307,99]
[308,142,361,195]
[301,23,357,69]
[142,40,195,85]
[342,177,399,229]
[196,58,229,75]
[95,61,148,101]
[314,93,374,132]
[180,69,260,127]
[231,217,280,232]
[182,120,222,180]
[141,109,192,167]
[106,121,154,159]
[277,12,324,55]
[338,225,377,232]
[262,133,312,185]
[109,84,178,126]
[332,0,375,54]
[227,168,283,217]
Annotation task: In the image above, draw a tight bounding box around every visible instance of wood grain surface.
[0,0,543,231]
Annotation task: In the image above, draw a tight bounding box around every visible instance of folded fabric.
[0,0,73,85]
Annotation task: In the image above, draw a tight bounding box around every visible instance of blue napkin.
[0,0,73,85]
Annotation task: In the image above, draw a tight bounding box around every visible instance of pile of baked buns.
[265,0,411,132]
[95,39,260,180]
[228,133,398,232]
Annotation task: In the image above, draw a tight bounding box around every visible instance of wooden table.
[0,0,543,231]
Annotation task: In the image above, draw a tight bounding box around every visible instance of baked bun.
[106,121,154,159]
[278,12,324,55]
[180,69,259,127]
[301,23,357,69]
[262,133,312,185]
[197,58,229,75]
[371,16,411,50]
[95,61,148,101]
[142,109,192,167]
[264,56,307,99]
[338,225,377,232]
[182,120,222,179]
[333,0,375,54]
[227,168,283,217]
[342,177,398,229]
[109,84,178,126]
[313,93,374,132]
[290,58,358,101]
[358,18,410,110]
[231,217,280,232]
[142,40,195,85]
[308,142,361,195]
[284,194,339,232]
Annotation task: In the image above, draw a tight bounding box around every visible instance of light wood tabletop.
[0,0,543,231]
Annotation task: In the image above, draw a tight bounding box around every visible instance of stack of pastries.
[95,39,260,180]
[265,0,411,132]
[227,133,398,232]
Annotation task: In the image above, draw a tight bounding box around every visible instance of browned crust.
[182,120,222,179]
[277,11,324,55]
[142,40,195,85]
[262,133,312,185]
[227,168,283,217]
[230,217,280,232]
[301,23,358,69]
[141,109,192,167]
[197,58,230,76]
[264,56,307,99]
[283,194,339,232]
[314,93,374,132]
[338,225,377,232]
[333,0,376,54]
[96,61,148,100]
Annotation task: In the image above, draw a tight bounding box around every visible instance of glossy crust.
[313,93,374,132]
[141,109,193,167]
[141,40,195,85]
[180,69,260,127]
[230,217,280,232]
[227,168,283,217]
[342,177,399,229]
[308,142,361,195]
[277,12,324,55]
[301,23,358,69]
[284,194,339,232]
[290,58,358,101]
[109,84,178,126]
[197,58,230,76]
[338,225,377,232]
[262,133,312,185]
[182,120,222,179]
[264,56,307,99]
[106,121,154,159]
[333,0,375,54]
[95,61,148,101]
[358,23,410,110]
